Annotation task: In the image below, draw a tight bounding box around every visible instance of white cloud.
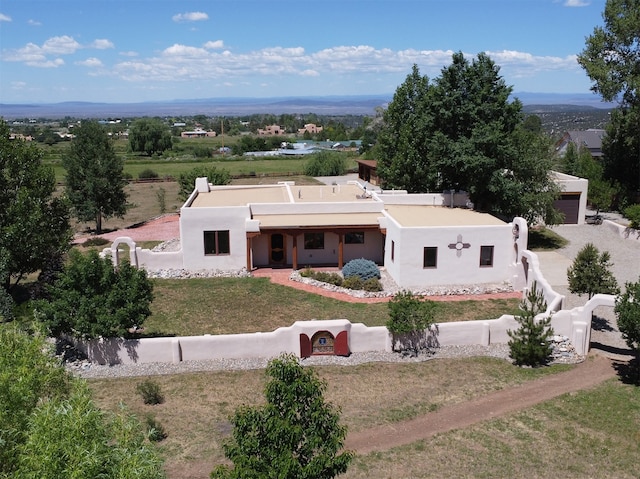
[91,39,114,50]
[172,11,208,22]
[11,81,27,89]
[42,35,81,54]
[0,13,11,22]
[27,58,65,68]
[76,57,103,67]
[28,19,41,26]
[564,0,590,6]
[119,51,139,57]
[103,42,583,92]
[203,40,224,50]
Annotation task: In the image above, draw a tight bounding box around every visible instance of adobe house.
[170,178,527,290]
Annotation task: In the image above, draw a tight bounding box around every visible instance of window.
[304,233,324,250]
[423,247,438,268]
[204,230,230,255]
[391,240,395,261]
[345,232,365,244]
[480,245,494,267]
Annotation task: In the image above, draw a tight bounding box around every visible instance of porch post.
[292,234,298,270]
[246,235,252,271]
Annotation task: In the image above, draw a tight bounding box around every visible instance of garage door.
[554,193,580,224]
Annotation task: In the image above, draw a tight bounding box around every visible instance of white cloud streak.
[172,11,208,22]
[76,57,103,67]
[564,0,590,6]
[0,13,11,22]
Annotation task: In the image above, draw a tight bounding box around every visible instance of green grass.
[527,226,569,250]
[144,277,521,336]
[87,356,577,478]
[345,378,640,479]
[43,137,358,183]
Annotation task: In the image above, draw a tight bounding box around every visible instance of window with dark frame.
[203,230,230,255]
[304,232,324,250]
[423,246,438,268]
[345,232,365,244]
[480,245,494,267]
[391,240,395,261]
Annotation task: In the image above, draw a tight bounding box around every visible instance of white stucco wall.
[384,220,514,289]
[180,205,251,270]
[553,171,589,225]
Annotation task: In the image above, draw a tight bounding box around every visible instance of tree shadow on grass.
[613,357,640,386]
[527,227,568,251]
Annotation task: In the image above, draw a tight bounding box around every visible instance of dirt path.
[345,354,618,454]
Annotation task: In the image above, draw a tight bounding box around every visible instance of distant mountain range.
[0,92,616,120]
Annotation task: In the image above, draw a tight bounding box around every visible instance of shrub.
[341,275,363,290]
[362,278,383,292]
[299,267,313,278]
[623,204,640,229]
[138,168,159,180]
[82,237,110,247]
[136,379,164,405]
[313,271,343,286]
[342,258,380,282]
[145,414,167,442]
[303,151,347,177]
[386,290,437,353]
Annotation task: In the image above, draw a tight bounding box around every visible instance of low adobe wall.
[70,296,607,366]
[87,245,614,366]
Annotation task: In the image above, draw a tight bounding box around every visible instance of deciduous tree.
[36,249,153,339]
[578,0,640,203]
[567,243,619,299]
[63,120,129,234]
[129,118,173,156]
[0,120,71,291]
[212,354,353,479]
[177,165,231,201]
[386,290,437,354]
[0,326,165,478]
[377,56,561,224]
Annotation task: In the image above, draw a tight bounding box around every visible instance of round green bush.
[342,258,380,282]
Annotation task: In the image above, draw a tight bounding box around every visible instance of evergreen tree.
[212,354,353,479]
[508,282,555,367]
[567,243,619,299]
[63,120,128,234]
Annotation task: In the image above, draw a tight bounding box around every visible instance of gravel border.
[66,337,583,379]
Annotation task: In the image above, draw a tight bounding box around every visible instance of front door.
[269,233,286,265]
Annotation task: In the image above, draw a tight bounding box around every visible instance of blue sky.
[0,0,606,104]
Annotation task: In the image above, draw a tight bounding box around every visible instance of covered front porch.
[248,226,384,271]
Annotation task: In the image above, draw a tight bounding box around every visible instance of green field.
[41,136,359,182]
